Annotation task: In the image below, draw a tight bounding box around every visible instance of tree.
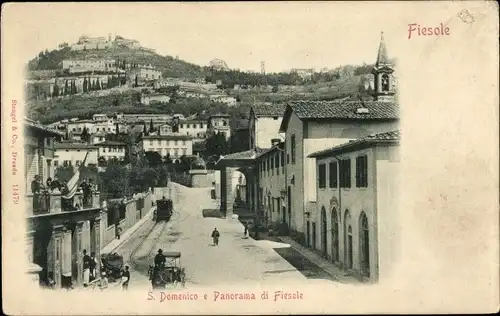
[64,80,69,95]
[96,78,101,90]
[143,123,147,135]
[99,162,129,198]
[52,82,59,97]
[163,153,173,164]
[81,127,90,143]
[144,151,162,167]
[149,119,154,133]
[272,85,279,93]
[83,77,88,93]
[135,75,138,87]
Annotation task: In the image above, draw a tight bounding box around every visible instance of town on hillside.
[24,31,400,292]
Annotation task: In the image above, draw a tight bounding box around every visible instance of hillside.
[28,46,206,79]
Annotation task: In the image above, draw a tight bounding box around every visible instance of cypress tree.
[149,119,154,133]
[83,77,88,93]
[64,80,69,95]
[96,78,101,90]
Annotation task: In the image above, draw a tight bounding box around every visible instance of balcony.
[25,190,101,217]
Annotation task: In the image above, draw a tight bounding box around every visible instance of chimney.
[271,138,281,147]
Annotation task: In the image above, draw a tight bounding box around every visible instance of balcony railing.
[26,190,101,217]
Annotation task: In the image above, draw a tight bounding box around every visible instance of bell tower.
[372,32,395,101]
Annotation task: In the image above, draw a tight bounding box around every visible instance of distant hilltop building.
[208,58,229,71]
[291,68,315,80]
[70,34,141,51]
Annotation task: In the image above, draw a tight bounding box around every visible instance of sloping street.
[110,183,337,290]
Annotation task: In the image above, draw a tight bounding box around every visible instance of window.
[329,161,338,188]
[271,156,274,176]
[180,124,184,128]
[281,151,285,173]
[187,124,190,128]
[318,164,326,188]
[291,134,296,164]
[182,149,187,155]
[175,140,178,146]
[276,154,280,175]
[63,160,70,167]
[200,123,204,128]
[273,117,278,120]
[182,140,186,145]
[54,160,59,168]
[339,159,351,188]
[356,155,368,187]
[76,160,82,167]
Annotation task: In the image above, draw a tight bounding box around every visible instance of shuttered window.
[339,159,351,188]
[329,161,338,188]
[356,155,368,187]
[318,164,326,188]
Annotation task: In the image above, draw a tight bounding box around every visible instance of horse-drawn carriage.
[148,251,186,289]
[154,198,174,222]
[100,252,124,282]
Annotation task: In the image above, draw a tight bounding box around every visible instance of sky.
[3,2,411,73]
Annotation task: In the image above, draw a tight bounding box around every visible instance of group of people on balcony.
[30,175,97,212]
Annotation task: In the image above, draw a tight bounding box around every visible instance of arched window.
[359,212,370,277]
[382,74,390,91]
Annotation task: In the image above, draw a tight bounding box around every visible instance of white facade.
[177,120,208,138]
[312,135,400,282]
[140,135,193,159]
[141,94,171,105]
[53,144,99,168]
[62,59,116,73]
[210,95,237,106]
[95,141,126,161]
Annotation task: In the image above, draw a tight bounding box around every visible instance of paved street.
[112,184,337,290]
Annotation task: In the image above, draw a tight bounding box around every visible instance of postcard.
[1,2,498,315]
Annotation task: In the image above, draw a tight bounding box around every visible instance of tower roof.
[376,32,391,66]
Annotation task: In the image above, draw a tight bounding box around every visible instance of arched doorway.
[344,210,353,269]
[359,212,370,277]
[321,206,327,257]
[331,208,339,262]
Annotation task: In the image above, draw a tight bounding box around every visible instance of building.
[24,118,63,192]
[210,94,237,106]
[308,130,400,282]
[130,65,162,85]
[53,142,99,169]
[141,94,171,105]
[279,32,399,241]
[95,140,127,162]
[139,134,193,160]
[208,58,229,71]
[256,140,286,228]
[207,114,231,140]
[115,36,140,49]
[70,35,112,51]
[159,124,173,135]
[177,120,208,139]
[62,59,117,74]
[91,131,106,144]
[291,68,315,81]
[248,102,286,150]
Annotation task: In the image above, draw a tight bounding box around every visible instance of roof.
[220,148,269,160]
[376,32,391,67]
[308,130,400,158]
[163,251,181,258]
[279,99,399,132]
[67,119,94,124]
[94,140,127,146]
[179,120,206,124]
[141,135,193,140]
[251,102,286,117]
[25,118,63,137]
[54,142,98,150]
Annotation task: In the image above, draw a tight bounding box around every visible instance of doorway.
[344,210,353,269]
[359,212,370,277]
[331,208,339,262]
[306,221,310,247]
[321,207,327,257]
[287,186,292,228]
[312,222,317,250]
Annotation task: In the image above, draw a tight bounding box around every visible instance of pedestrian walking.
[82,249,91,287]
[121,266,130,291]
[90,252,97,281]
[211,228,220,246]
[244,222,249,237]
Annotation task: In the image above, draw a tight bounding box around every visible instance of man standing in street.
[211,228,220,246]
[244,222,249,238]
[82,249,91,287]
[122,266,130,291]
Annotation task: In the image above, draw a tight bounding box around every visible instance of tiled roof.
[221,148,268,160]
[54,142,97,150]
[308,130,400,158]
[288,100,399,120]
[25,118,63,137]
[94,140,127,146]
[251,102,286,117]
[142,135,193,140]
